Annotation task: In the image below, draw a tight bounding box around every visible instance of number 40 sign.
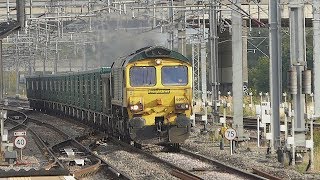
[14,136,27,149]
[224,128,237,141]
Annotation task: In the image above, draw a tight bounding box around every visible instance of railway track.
[26,110,279,180]
[25,114,131,179]
[24,111,265,180]
[179,148,270,179]
[4,109,130,179]
[3,105,284,179]
[111,137,270,180]
[5,110,68,177]
[90,137,181,179]
[24,112,177,179]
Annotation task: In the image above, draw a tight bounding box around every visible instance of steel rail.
[6,109,130,179]
[180,148,269,180]
[73,159,102,179]
[111,137,204,180]
[26,115,131,179]
[170,169,202,180]
[6,118,66,171]
[252,168,282,180]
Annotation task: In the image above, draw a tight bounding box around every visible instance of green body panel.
[25,67,111,112]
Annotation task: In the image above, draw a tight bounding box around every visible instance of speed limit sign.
[224,128,237,141]
[14,136,26,149]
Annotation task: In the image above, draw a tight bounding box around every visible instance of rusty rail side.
[73,159,101,179]
[252,168,282,180]
[181,148,267,180]
[170,169,202,180]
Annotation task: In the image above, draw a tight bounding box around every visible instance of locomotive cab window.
[162,66,188,85]
[130,66,156,86]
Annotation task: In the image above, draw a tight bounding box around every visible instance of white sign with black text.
[14,136,26,149]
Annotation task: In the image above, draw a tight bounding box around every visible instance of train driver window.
[162,66,188,85]
[130,66,156,86]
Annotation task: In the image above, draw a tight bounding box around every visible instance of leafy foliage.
[248,56,269,93]
[248,28,314,93]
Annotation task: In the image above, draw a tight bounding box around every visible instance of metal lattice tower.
[192,42,200,99]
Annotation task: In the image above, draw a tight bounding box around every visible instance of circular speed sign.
[14,136,27,149]
[224,128,237,141]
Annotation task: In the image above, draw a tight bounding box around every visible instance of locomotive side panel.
[101,74,111,114]
[111,67,124,107]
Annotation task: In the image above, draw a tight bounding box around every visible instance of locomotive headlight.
[155,58,162,65]
[130,105,139,111]
[175,103,189,110]
[129,104,143,112]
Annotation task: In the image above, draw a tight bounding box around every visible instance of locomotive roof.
[112,46,191,68]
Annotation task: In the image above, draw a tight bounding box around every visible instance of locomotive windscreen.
[130,66,156,86]
[161,66,188,86]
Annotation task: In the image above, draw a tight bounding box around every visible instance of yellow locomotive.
[26,46,192,150]
[106,46,192,148]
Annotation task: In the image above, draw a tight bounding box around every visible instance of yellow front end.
[125,58,192,144]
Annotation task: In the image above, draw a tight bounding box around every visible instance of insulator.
[302,70,312,94]
[287,69,297,94]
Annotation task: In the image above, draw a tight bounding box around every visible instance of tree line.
[248,28,314,94]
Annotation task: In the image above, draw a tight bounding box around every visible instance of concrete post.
[313,0,320,117]
[231,0,244,139]
[269,0,281,151]
[16,0,26,29]
[0,40,3,100]
[177,0,186,56]
[200,42,207,129]
[209,0,219,122]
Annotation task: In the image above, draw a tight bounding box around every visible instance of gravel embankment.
[155,152,246,180]
[28,112,88,138]
[183,124,320,180]
[94,142,179,180]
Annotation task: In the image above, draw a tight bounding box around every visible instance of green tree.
[248,56,270,93]
[248,28,314,93]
